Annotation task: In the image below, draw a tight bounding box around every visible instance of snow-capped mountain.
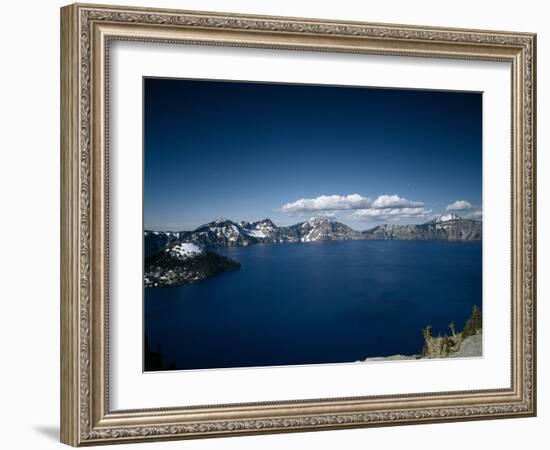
[288,218,362,242]
[145,214,482,256]
[240,218,280,241]
[187,218,362,246]
[190,218,256,247]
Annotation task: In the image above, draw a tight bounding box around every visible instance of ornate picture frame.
[60,3,536,446]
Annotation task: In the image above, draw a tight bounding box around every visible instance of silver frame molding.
[60,3,537,446]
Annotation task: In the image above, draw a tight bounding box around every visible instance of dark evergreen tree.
[462,305,482,339]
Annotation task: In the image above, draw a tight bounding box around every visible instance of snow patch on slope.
[433,213,461,223]
[246,229,266,238]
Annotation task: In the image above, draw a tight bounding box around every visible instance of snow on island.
[166,242,203,260]
[145,242,240,287]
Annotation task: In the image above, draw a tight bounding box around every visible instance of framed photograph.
[60,3,537,446]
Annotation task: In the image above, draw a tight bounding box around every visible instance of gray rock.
[449,333,483,358]
[363,354,419,362]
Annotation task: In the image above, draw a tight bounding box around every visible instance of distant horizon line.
[144,213,482,234]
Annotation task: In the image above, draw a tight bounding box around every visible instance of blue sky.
[144,78,482,231]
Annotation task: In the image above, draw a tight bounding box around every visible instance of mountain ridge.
[145,215,482,257]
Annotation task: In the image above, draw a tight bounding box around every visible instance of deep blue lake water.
[144,240,482,370]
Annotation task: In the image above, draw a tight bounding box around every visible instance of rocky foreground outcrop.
[363,306,483,362]
[449,334,483,359]
[363,333,482,363]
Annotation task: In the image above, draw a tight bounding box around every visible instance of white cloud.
[371,194,424,209]
[281,193,427,214]
[354,207,432,221]
[466,210,483,220]
[355,194,428,221]
[281,194,370,214]
[280,193,430,222]
[446,200,474,211]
